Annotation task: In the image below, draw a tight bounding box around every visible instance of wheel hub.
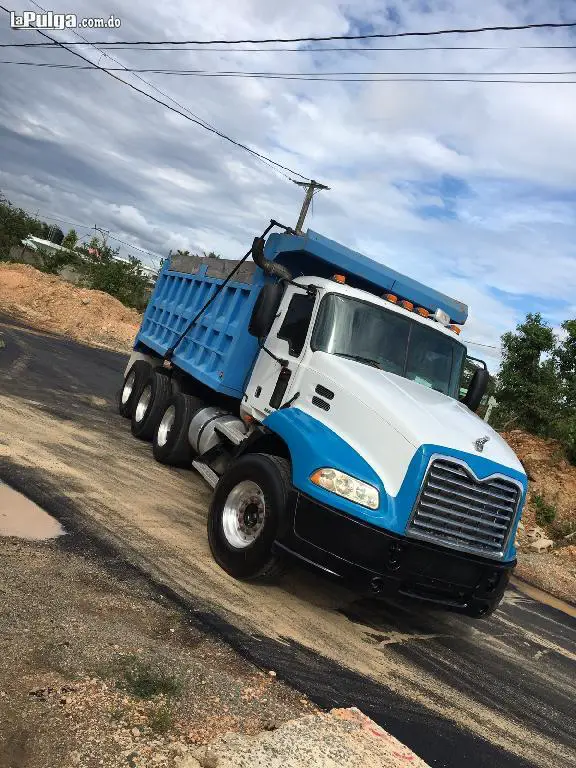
[135,385,152,423]
[121,370,136,405]
[157,405,175,446]
[222,480,266,549]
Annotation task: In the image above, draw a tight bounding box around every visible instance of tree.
[77,236,151,310]
[61,228,78,250]
[492,313,561,435]
[552,319,576,461]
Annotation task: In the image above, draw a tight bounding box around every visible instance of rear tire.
[207,454,291,581]
[131,371,173,441]
[153,393,204,466]
[118,360,151,418]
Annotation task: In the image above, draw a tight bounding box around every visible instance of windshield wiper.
[333,352,383,370]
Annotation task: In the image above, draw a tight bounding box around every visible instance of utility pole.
[93,226,110,248]
[293,179,330,234]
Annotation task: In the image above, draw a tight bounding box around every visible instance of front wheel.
[207,454,291,581]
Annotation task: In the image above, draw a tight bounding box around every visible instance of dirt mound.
[0,263,141,351]
[502,429,576,603]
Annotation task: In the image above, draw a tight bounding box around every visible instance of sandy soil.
[503,430,576,603]
[0,263,141,351]
[0,530,317,768]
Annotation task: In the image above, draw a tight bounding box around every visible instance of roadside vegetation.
[0,192,151,310]
[490,312,576,464]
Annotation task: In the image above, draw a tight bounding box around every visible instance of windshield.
[311,294,465,398]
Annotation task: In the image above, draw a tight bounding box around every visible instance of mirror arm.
[258,339,288,368]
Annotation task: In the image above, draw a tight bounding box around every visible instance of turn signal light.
[385,293,398,303]
[449,324,461,335]
[416,307,430,317]
[400,300,414,311]
[333,274,346,284]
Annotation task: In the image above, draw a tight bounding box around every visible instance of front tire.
[207,454,291,581]
[131,371,173,440]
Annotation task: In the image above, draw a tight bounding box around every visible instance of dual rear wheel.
[118,362,289,581]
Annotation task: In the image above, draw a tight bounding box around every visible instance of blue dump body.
[135,229,468,399]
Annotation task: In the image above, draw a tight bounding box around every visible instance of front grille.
[407,458,520,559]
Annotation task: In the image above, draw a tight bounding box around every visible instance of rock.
[81,297,91,305]
[175,758,201,768]
[200,751,219,768]
[530,538,554,552]
[527,526,546,540]
[268,670,277,677]
[69,751,81,765]
[132,728,141,738]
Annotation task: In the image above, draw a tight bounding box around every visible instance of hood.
[312,352,524,474]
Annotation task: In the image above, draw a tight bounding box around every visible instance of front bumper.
[277,492,514,617]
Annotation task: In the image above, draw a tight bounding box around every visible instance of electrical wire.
[4,43,576,52]
[2,20,575,45]
[0,5,311,181]
[4,61,576,83]
[4,61,576,76]
[22,0,292,183]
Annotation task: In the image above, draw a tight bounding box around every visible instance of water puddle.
[510,576,576,619]
[0,483,65,540]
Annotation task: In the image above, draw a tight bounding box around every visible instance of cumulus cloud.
[1,0,576,364]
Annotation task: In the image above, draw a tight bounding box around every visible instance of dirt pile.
[0,263,141,351]
[502,429,576,603]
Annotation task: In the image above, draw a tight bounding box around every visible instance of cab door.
[245,286,316,420]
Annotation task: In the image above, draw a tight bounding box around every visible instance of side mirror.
[248,284,284,338]
[462,367,489,412]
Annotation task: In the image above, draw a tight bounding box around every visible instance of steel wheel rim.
[135,385,152,423]
[222,480,266,549]
[121,370,136,405]
[157,405,175,447]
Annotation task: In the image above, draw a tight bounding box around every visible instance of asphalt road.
[1,319,574,768]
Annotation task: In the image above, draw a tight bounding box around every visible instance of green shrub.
[531,493,557,527]
[115,656,183,700]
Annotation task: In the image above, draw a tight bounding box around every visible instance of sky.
[1,0,576,368]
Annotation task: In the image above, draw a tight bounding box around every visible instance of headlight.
[310,468,379,510]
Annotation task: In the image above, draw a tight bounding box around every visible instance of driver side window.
[277,292,315,357]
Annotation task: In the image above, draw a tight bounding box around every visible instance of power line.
[2,20,575,45]
[5,61,576,76]
[5,61,576,83]
[21,0,292,183]
[0,6,311,182]
[4,43,576,52]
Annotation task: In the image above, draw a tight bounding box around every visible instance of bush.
[35,247,79,275]
[531,493,557,527]
[115,656,183,699]
[78,239,151,310]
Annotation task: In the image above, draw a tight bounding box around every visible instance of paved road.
[1,319,575,768]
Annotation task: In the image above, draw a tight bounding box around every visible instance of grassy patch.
[148,705,174,734]
[115,656,183,700]
[532,493,557,527]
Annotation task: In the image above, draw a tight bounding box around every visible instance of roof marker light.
[434,308,450,326]
[449,324,462,335]
[416,307,430,318]
[400,300,414,311]
[333,274,346,284]
[384,293,398,303]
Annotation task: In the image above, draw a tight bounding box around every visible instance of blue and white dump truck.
[119,223,527,617]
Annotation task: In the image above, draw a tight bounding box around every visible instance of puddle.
[510,576,576,619]
[0,483,65,540]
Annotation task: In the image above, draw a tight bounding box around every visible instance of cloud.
[1,0,576,365]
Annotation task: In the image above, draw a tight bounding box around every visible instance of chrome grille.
[407,458,520,559]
